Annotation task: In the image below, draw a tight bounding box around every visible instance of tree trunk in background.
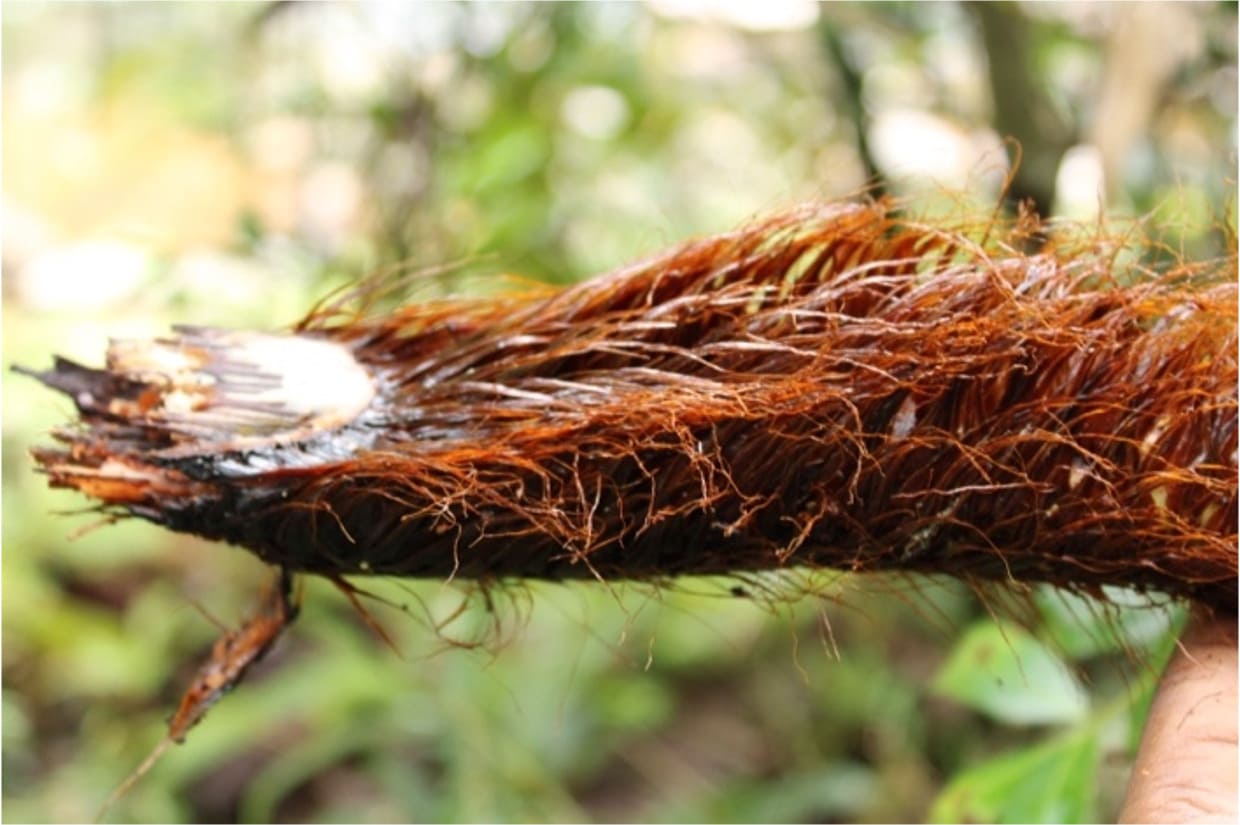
[971,2,1073,219]
[1091,3,1201,203]
[819,21,885,195]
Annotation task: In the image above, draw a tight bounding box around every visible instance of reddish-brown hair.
[24,200,1239,610]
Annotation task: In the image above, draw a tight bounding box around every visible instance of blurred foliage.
[2,2,1233,823]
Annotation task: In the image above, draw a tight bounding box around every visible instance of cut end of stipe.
[15,327,378,507]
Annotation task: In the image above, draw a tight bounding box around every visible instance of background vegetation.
[3,2,1235,822]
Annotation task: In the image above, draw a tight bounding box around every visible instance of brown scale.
[95,572,298,820]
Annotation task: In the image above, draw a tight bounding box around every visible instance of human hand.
[1119,615,1237,823]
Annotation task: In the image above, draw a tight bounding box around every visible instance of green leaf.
[1035,585,1178,660]
[928,731,1099,823]
[932,620,1087,725]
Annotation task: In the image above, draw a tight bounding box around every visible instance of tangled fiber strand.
[22,200,1238,611]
